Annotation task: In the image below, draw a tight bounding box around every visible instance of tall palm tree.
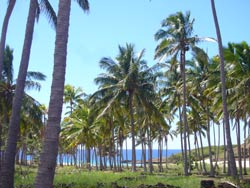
[224,41,250,177]
[0,45,46,184]
[92,44,158,172]
[90,90,129,171]
[187,48,216,176]
[0,0,16,80]
[0,1,56,187]
[155,11,198,175]
[0,0,16,178]
[210,0,237,177]
[34,1,89,187]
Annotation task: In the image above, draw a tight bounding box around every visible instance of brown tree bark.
[34,0,71,187]
[210,0,237,178]
[1,1,37,187]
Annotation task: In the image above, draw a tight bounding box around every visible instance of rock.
[217,182,237,188]
[200,180,215,188]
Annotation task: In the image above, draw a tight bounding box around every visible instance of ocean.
[121,149,181,161]
[58,149,181,165]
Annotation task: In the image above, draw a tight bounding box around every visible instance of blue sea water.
[57,149,181,165]
[121,149,181,161]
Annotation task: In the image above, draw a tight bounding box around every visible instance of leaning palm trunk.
[0,7,16,165]
[0,1,16,168]
[0,0,16,77]
[1,1,37,187]
[34,0,71,187]
[210,0,237,177]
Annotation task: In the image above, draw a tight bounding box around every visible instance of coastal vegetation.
[0,1,250,187]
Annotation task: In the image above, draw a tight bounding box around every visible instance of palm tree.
[210,0,237,177]
[61,101,96,169]
[0,0,16,80]
[0,44,46,179]
[0,46,14,164]
[187,48,217,175]
[18,94,45,165]
[34,1,89,187]
[0,0,16,178]
[155,11,199,175]
[1,1,56,187]
[224,41,250,177]
[64,84,85,115]
[92,44,159,172]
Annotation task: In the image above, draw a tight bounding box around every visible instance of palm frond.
[75,0,90,12]
[26,71,46,81]
[40,0,57,29]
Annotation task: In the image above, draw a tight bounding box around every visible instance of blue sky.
[1,0,250,149]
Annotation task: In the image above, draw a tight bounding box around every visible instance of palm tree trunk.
[1,1,37,187]
[223,121,227,174]
[199,129,207,174]
[177,96,185,170]
[158,138,163,172]
[180,49,188,176]
[187,132,192,173]
[0,122,2,168]
[34,0,71,187]
[206,108,214,176]
[111,120,117,171]
[119,139,123,171]
[94,148,98,170]
[236,117,242,178]
[213,122,217,162]
[125,138,129,169]
[243,118,247,175]
[210,0,237,178]
[0,0,16,77]
[248,121,250,173]
[142,140,147,172]
[195,132,202,173]
[148,127,153,173]
[214,121,221,172]
[0,1,16,170]
[165,136,168,170]
[129,91,136,172]
[194,134,198,171]
[86,147,91,171]
[99,146,103,170]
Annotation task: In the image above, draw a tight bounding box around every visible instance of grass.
[14,165,222,188]
[14,145,248,188]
